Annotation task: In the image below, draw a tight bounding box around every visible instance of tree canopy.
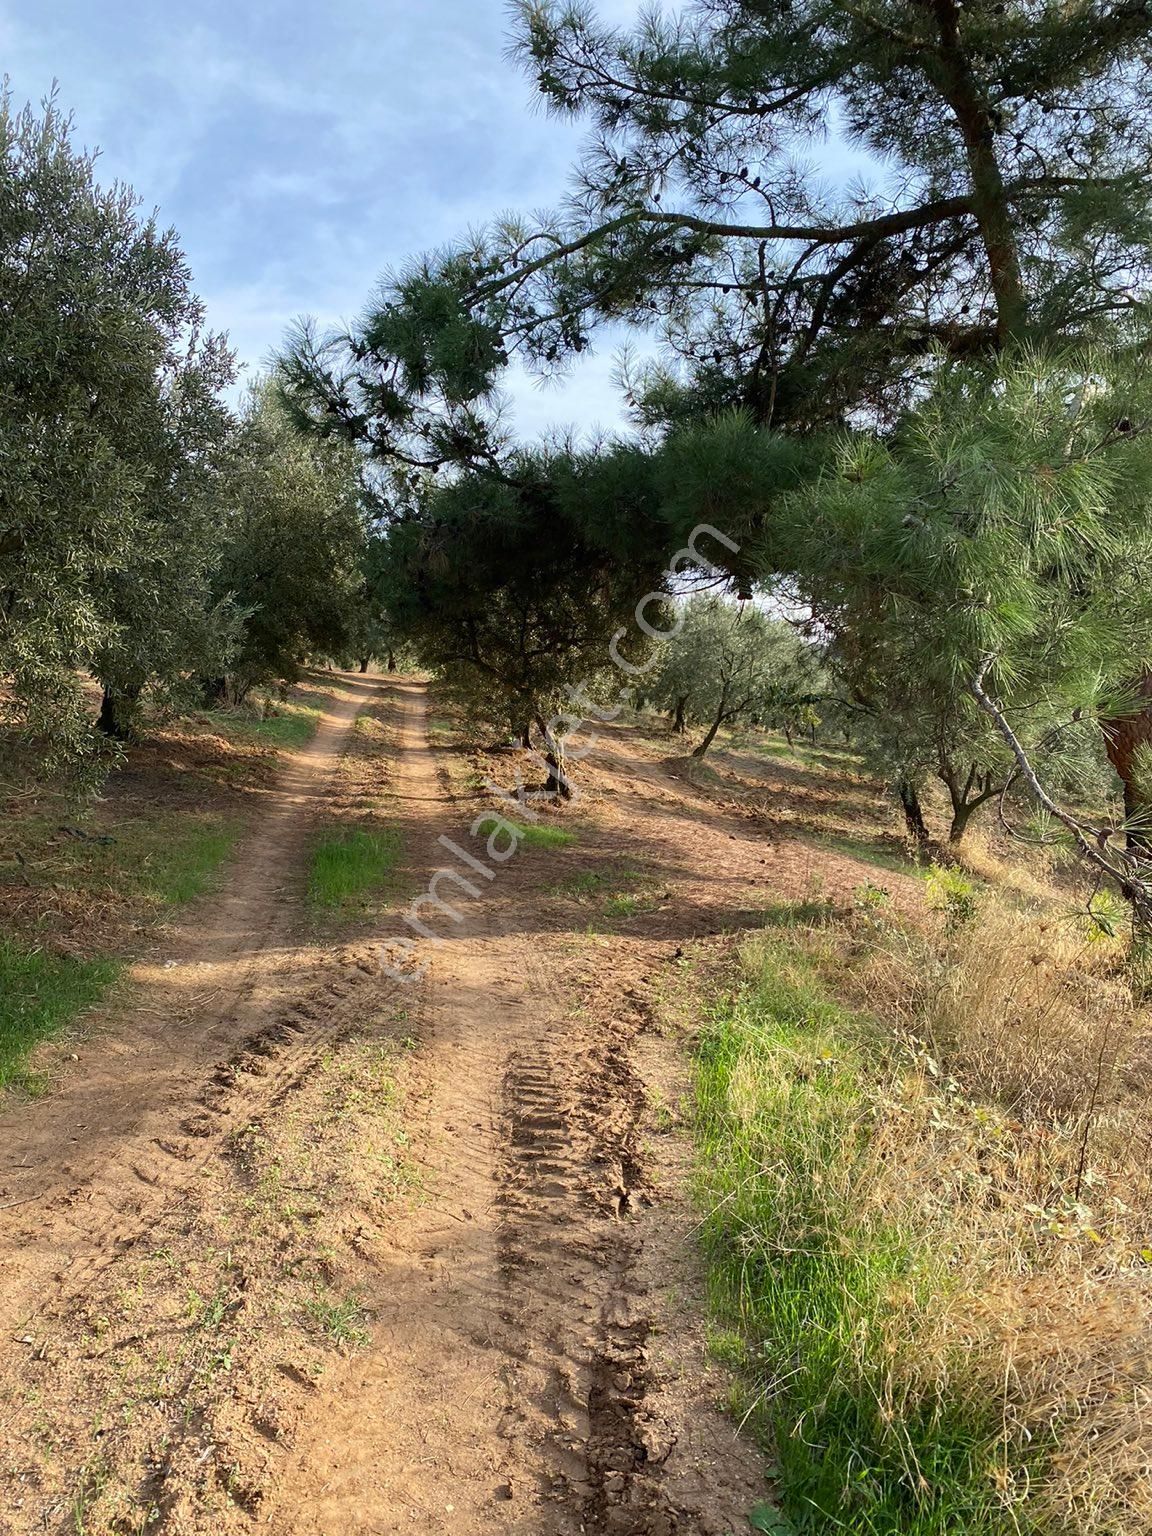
[0,95,376,771]
[0,93,234,770]
[11,6,1152,913]
[207,388,369,702]
[648,592,819,756]
[281,0,1152,482]
[273,0,1152,872]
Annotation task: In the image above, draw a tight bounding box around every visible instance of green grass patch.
[550,868,607,898]
[758,896,842,927]
[237,700,323,749]
[301,1290,371,1350]
[694,934,1048,1535]
[549,864,642,899]
[142,824,240,905]
[51,812,243,911]
[547,863,656,920]
[309,826,403,910]
[476,816,575,850]
[755,736,866,772]
[0,941,119,1090]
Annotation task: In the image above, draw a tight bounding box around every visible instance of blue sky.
[2,0,661,437]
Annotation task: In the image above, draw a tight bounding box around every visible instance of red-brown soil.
[0,680,912,1535]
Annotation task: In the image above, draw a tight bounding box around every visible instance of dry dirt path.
[0,673,386,1334]
[0,680,770,1536]
[261,684,766,1536]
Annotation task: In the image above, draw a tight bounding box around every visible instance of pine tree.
[508,0,1152,426]
[776,346,1152,862]
[376,446,669,794]
[282,1,1152,462]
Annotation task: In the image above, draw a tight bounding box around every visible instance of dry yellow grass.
[804,885,1152,1533]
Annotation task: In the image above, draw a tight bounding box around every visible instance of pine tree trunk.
[947,801,977,844]
[1103,674,1152,854]
[96,683,142,743]
[897,777,930,845]
[930,0,1027,342]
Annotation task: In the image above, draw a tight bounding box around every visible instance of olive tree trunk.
[96,682,142,743]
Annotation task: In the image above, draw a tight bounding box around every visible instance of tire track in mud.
[495,940,682,1536]
[0,681,770,1534]
[15,945,403,1332]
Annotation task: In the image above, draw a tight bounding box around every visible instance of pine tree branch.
[968,655,1152,922]
[472,174,1115,309]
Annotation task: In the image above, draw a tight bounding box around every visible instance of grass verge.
[121,817,242,906]
[695,888,1152,1535]
[695,934,1044,1535]
[476,815,575,850]
[0,941,120,1090]
[222,698,324,749]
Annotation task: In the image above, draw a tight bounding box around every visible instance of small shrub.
[926,862,981,928]
[853,880,891,912]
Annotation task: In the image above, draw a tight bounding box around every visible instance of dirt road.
[0,677,778,1534]
[0,675,390,1328]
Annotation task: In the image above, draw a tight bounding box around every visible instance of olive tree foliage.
[773,347,1152,875]
[339,534,402,673]
[648,593,819,756]
[91,336,242,740]
[0,92,238,771]
[205,387,369,702]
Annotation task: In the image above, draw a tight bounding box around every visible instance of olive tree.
[0,92,232,771]
[204,386,369,702]
[649,593,818,757]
